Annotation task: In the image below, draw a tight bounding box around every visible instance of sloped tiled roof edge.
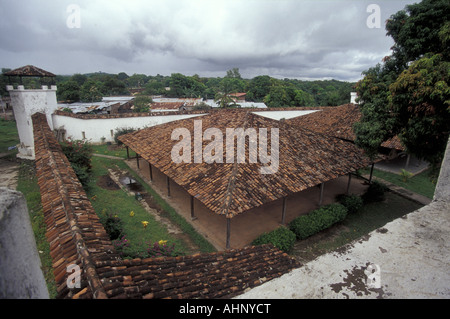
[32,112,300,299]
[119,109,371,218]
[286,104,404,151]
[32,112,118,299]
[5,65,56,77]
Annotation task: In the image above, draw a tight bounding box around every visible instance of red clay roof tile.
[31,112,300,299]
[119,109,371,218]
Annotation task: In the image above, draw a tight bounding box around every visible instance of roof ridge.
[218,111,250,218]
[32,112,110,299]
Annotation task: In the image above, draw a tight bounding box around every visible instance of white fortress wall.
[52,113,207,143]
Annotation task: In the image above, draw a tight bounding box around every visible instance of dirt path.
[0,158,19,189]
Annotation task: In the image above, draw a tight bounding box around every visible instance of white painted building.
[7,85,58,159]
[52,113,207,143]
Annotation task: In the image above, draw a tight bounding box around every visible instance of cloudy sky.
[0,0,417,82]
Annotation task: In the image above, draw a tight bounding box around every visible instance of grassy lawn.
[87,156,216,257]
[0,118,19,158]
[360,167,436,199]
[292,191,423,262]
[15,160,58,298]
[92,143,133,159]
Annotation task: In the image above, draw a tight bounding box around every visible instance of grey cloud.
[0,0,416,81]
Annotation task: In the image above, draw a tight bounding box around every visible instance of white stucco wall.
[7,85,58,159]
[0,188,49,299]
[52,113,207,143]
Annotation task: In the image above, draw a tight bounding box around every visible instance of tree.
[355,0,450,167]
[126,73,148,88]
[71,73,87,86]
[294,89,315,106]
[225,68,242,79]
[247,75,272,102]
[101,75,129,96]
[264,86,290,108]
[133,95,153,113]
[57,80,80,102]
[79,79,103,102]
[389,53,450,165]
[169,73,205,98]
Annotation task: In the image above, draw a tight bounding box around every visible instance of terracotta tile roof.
[96,244,299,299]
[33,112,119,299]
[32,112,299,299]
[4,65,56,77]
[286,104,404,150]
[119,109,371,218]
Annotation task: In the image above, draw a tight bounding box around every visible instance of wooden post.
[126,146,129,159]
[319,183,324,206]
[369,163,374,184]
[190,195,197,220]
[166,176,170,197]
[405,154,411,169]
[226,218,231,249]
[148,162,153,182]
[346,173,352,195]
[136,154,140,169]
[281,197,287,225]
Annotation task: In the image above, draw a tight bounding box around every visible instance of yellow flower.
[142,221,149,228]
[158,240,167,246]
[130,211,135,217]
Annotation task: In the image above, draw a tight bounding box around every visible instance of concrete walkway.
[0,158,19,190]
[236,199,449,299]
[364,175,432,206]
[237,143,450,299]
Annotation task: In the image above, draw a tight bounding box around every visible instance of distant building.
[57,96,134,114]
[350,92,359,104]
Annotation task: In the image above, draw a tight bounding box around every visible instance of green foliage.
[57,80,80,102]
[389,53,450,166]
[336,194,363,214]
[100,211,124,240]
[289,204,348,240]
[355,0,450,166]
[60,138,93,189]
[251,226,296,252]
[399,169,413,182]
[133,95,152,113]
[169,72,206,98]
[79,79,103,102]
[61,107,73,113]
[362,181,389,204]
[147,241,179,257]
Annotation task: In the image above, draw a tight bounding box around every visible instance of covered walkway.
[126,157,369,250]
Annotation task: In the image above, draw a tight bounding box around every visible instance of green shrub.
[362,181,389,203]
[100,212,124,240]
[336,194,364,214]
[60,138,93,189]
[400,169,413,182]
[252,226,296,252]
[289,203,348,240]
